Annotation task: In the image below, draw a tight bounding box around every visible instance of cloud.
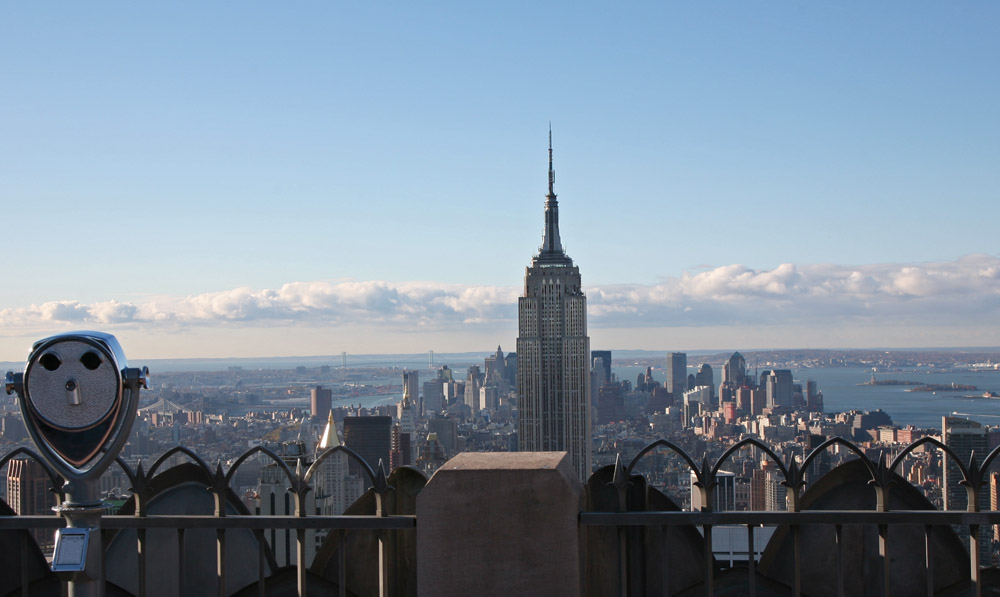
[0,280,520,333]
[587,254,1000,328]
[38,301,91,322]
[1,255,998,336]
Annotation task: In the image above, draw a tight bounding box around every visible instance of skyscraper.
[397,381,416,463]
[942,415,990,562]
[723,352,747,387]
[591,350,612,404]
[310,385,332,419]
[516,131,592,481]
[343,415,392,473]
[422,379,445,414]
[765,369,794,410]
[259,442,316,567]
[464,365,482,411]
[695,363,715,408]
[314,411,364,516]
[942,416,988,510]
[6,458,56,546]
[667,352,688,397]
[591,350,612,384]
[402,370,420,414]
[484,346,507,387]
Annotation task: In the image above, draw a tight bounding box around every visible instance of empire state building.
[516,132,592,481]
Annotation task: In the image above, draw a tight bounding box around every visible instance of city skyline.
[2,4,999,359]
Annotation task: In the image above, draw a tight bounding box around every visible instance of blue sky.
[2,3,998,359]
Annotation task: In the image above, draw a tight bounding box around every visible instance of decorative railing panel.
[4,435,1000,596]
[580,435,1000,596]
[0,445,419,597]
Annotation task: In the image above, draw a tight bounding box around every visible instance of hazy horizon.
[4,345,999,373]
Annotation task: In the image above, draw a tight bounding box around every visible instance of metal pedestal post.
[55,503,105,597]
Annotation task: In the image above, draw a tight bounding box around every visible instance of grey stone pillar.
[417,452,583,596]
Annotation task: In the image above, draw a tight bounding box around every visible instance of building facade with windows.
[516,132,592,481]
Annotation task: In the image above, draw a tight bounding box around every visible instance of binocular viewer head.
[5,331,147,502]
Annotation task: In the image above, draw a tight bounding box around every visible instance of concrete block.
[417,452,583,596]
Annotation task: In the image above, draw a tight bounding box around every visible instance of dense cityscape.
[5,338,1000,555]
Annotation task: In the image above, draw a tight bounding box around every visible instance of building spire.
[318,409,341,449]
[548,123,555,196]
[538,125,565,259]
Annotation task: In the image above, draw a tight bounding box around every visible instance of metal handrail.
[0,514,417,531]
[580,509,1000,526]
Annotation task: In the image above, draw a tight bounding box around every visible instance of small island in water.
[859,370,977,393]
[906,383,977,393]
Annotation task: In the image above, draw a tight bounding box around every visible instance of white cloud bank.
[589,254,1000,328]
[2,254,998,348]
[0,281,520,330]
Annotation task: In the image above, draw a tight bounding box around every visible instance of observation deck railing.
[0,444,415,597]
[2,435,1000,596]
[580,436,1000,597]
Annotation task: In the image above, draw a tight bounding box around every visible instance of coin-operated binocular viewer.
[5,332,147,596]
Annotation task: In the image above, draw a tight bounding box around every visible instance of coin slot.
[40,353,62,371]
[80,351,102,370]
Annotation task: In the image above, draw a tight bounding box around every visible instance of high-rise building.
[443,381,461,407]
[723,352,747,387]
[259,442,317,567]
[596,382,625,425]
[942,416,989,510]
[310,385,332,418]
[591,351,612,404]
[397,383,416,463]
[942,416,990,561]
[504,353,518,389]
[1,414,27,442]
[992,472,1000,542]
[516,131,592,481]
[402,370,420,415]
[422,379,445,414]
[484,346,508,387]
[314,412,364,516]
[667,352,688,397]
[390,425,412,470]
[464,365,482,411]
[479,386,498,411]
[691,470,737,511]
[806,380,824,412]
[765,370,794,409]
[591,350,612,383]
[343,415,392,473]
[695,363,715,408]
[750,461,786,512]
[427,416,458,455]
[415,432,448,475]
[682,386,712,428]
[722,401,737,424]
[430,365,454,411]
[6,458,56,545]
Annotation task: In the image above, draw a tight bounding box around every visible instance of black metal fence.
[3,435,1000,596]
[579,436,1000,596]
[0,444,416,597]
